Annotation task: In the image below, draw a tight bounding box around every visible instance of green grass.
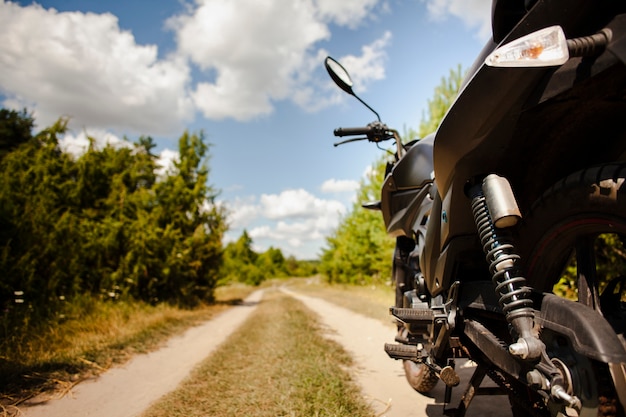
[0,284,255,407]
[141,290,374,417]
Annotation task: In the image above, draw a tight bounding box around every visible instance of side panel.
[380,136,435,237]
[392,135,434,190]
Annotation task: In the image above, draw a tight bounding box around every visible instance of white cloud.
[168,0,389,120]
[292,32,391,112]
[59,129,127,157]
[156,149,180,178]
[227,197,262,230]
[0,0,390,129]
[59,131,181,183]
[249,218,326,249]
[337,31,392,93]
[223,188,347,257]
[0,2,193,136]
[260,188,345,220]
[315,0,380,29]
[422,0,491,40]
[321,178,360,193]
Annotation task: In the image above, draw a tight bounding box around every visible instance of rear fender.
[536,293,626,364]
[537,293,626,408]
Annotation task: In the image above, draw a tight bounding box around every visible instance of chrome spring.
[471,193,534,321]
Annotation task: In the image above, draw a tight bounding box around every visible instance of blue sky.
[0,0,491,259]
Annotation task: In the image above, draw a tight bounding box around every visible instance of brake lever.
[333,137,368,147]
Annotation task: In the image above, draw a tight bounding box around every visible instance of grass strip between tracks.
[141,289,374,417]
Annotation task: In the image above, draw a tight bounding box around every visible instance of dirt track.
[19,287,510,417]
[282,288,511,417]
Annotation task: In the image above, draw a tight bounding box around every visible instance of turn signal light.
[485,26,569,67]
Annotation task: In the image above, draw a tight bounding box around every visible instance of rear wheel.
[403,357,439,393]
[517,164,626,417]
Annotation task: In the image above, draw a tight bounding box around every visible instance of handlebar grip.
[333,126,372,137]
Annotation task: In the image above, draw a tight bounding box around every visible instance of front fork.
[470,174,582,410]
[393,236,416,310]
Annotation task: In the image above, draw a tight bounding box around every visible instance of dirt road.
[19,287,511,417]
[19,290,265,417]
[281,288,511,417]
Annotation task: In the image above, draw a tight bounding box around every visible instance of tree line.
[221,230,317,286]
[0,109,307,334]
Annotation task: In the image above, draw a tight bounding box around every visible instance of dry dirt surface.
[19,290,265,417]
[281,288,512,417]
[18,287,511,417]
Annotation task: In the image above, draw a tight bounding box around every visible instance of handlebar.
[333,126,373,137]
[331,121,406,158]
[333,121,392,143]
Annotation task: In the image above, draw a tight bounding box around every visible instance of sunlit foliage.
[0,109,225,335]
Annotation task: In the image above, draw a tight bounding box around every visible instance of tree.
[256,247,288,278]
[0,117,80,320]
[220,232,307,285]
[221,230,264,285]
[320,157,394,284]
[0,111,227,329]
[418,64,465,137]
[0,108,34,160]
[146,131,225,306]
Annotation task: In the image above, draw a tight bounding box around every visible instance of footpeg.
[389,306,434,324]
[384,343,420,360]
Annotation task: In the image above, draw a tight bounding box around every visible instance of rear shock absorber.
[470,174,544,360]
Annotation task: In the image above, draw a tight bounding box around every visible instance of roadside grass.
[0,284,255,408]
[141,290,374,417]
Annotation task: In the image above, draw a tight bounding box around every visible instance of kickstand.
[443,364,489,417]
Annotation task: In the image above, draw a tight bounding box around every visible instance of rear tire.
[516,163,626,417]
[392,237,439,393]
[403,359,439,393]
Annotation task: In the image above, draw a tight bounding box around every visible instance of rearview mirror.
[325,56,354,96]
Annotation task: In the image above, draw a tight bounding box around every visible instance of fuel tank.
[380,134,434,238]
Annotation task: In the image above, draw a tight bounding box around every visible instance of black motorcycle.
[325,1,626,416]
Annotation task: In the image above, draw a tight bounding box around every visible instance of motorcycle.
[325,1,626,416]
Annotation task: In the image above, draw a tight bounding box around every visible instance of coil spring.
[471,193,534,321]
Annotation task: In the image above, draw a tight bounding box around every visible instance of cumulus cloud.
[321,178,360,193]
[59,129,127,157]
[226,197,262,230]
[167,0,390,120]
[260,189,345,220]
[315,0,380,29]
[335,31,392,94]
[224,188,347,256]
[422,0,491,40]
[0,0,390,130]
[0,1,193,136]
[155,149,180,178]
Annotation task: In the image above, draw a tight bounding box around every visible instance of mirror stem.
[354,94,381,122]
